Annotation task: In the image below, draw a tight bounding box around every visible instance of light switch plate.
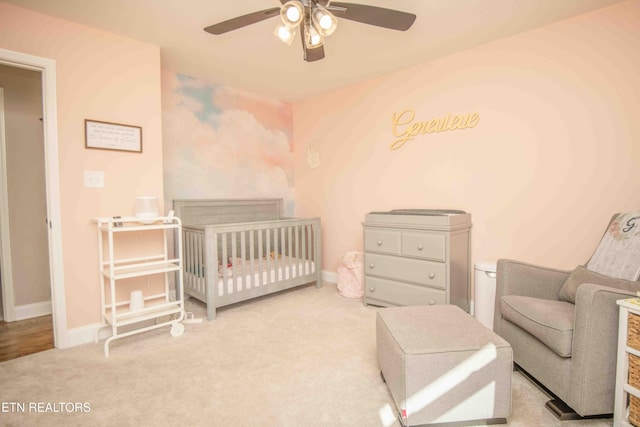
[84,170,104,188]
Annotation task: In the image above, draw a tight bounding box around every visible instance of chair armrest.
[495,259,570,299]
[567,283,635,415]
[493,259,571,333]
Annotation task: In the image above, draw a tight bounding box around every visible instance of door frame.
[0,87,15,322]
[0,48,68,348]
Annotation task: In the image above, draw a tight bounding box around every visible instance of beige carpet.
[0,283,613,426]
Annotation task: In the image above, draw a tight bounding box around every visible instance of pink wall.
[294,1,640,278]
[0,3,164,328]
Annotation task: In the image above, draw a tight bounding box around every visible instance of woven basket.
[629,313,640,426]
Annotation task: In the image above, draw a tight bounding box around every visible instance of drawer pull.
[428,272,436,279]
[369,286,375,292]
[369,263,375,269]
[429,300,435,305]
[377,240,383,246]
[417,244,424,251]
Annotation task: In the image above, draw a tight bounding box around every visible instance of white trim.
[322,270,337,284]
[0,48,68,348]
[0,87,16,322]
[14,301,52,321]
[67,322,111,348]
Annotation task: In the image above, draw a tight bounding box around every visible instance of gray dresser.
[362,210,472,312]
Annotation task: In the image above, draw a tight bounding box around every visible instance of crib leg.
[206,304,216,321]
[315,279,323,289]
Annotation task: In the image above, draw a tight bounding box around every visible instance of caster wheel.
[170,323,184,337]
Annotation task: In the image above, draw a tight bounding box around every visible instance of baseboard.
[67,322,112,348]
[14,300,52,320]
[322,270,337,284]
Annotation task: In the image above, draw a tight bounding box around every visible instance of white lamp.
[134,196,159,224]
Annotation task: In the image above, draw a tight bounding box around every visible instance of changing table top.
[364,209,471,229]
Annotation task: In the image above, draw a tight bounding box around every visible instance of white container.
[474,261,497,330]
[130,290,144,311]
[134,196,159,224]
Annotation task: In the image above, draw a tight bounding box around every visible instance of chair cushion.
[558,265,640,304]
[501,295,575,357]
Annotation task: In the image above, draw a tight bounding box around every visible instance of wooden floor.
[0,315,54,362]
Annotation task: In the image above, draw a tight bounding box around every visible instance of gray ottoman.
[377,305,512,426]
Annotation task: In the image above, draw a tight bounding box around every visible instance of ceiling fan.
[204,1,416,62]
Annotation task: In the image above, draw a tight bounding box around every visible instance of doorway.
[0,48,68,353]
[0,65,54,360]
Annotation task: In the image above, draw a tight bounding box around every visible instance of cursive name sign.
[391,109,480,150]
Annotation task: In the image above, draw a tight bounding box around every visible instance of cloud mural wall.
[162,72,295,215]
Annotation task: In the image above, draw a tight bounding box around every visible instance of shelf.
[103,301,182,327]
[94,216,181,233]
[101,259,180,280]
[95,215,184,356]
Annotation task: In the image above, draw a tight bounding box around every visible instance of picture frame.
[85,119,142,153]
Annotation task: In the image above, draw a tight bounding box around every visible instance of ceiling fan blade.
[330,2,416,31]
[300,22,325,62]
[305,45,325,62]
[204,7,280,35]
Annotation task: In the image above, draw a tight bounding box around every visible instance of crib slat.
[258,229,264,287]
[287,226,293,278]
[249,230,255,289]
[240,231,247,290]
[206,228,218,320]
[231,231,238,292]
[221,233,228,295]
[193,231,199,294]
[302,225,307,274]
[294,226,300,276]
[307,224,312,264]
[266,229,272,284]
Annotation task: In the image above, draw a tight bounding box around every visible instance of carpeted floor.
[0,283,613,426]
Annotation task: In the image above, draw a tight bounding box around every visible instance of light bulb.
[286,7,300,23]
[319,14,332,30]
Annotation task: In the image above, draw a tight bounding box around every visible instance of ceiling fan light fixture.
[274,23,296,45]
[311,5,337,36]
[305,22,324,49]
[280,1,304,27]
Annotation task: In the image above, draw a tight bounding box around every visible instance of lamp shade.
[305,23,324,48]
[274,23,296,45]
[311,5,337,36]
[280,1,304,26]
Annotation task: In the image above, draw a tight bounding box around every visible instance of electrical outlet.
[84,170,104,188]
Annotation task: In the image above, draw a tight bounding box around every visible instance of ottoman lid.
[377,305,510,355]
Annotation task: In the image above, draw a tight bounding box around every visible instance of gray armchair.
[493,219,640,417]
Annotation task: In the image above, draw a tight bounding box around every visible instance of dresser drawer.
[365,276,446,306]
[364,229,400,255]
[365,253,446,289]
[402,232,445,261]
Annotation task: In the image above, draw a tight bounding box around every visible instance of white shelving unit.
[614,298,640,426]
[93,216,185,357]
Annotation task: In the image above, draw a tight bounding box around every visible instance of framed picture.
[85,119,142,153]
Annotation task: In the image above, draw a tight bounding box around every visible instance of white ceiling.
[2,0,626,102]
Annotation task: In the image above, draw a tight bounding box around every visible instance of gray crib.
[174,199,322,320]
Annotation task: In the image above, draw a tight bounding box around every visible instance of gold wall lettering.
[391,109,480,150]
